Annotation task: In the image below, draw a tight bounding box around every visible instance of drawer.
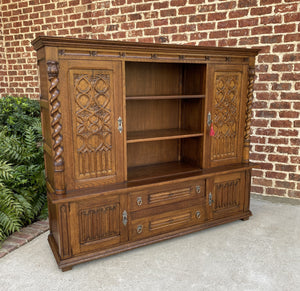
[130,204,206,241]
[129,180,205,212]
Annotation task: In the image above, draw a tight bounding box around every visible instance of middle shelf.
[127,128,204,143]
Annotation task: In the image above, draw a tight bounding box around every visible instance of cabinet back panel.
[183,64,206,95]
[125,62,182,96]
[126,100,179,132]
[127,140,178,167]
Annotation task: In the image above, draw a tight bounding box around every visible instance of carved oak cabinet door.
[60,60,125,191]
[206,171,245,220]
[69,194,128,255]
[205,64,248,168]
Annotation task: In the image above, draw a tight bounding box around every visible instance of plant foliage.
[0,96,47,243]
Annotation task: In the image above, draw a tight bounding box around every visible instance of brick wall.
[1,0,299,199]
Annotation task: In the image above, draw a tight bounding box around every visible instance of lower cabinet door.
[69,194,127,255]
[207,171,246,219]
[130,205,206,241]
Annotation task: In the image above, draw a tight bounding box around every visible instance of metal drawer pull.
[196,211,201,219]
[136,197,142,206]
[136,225,143,234]
[195,186,201,194]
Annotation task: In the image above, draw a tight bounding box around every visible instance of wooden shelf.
[127,161,201,183]
[126,94,205,100]
[127,129,203,143]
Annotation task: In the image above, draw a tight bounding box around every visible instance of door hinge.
[118,117,123,133]
[122,210,127,226]
[209,192,213,206]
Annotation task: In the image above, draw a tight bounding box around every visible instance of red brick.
[209,31,227,39]
[250,136,266,144]
[268,138,289,145]
[153,1,169,9]
[281,92,300,100]
[284,33,300,43]
[217,20,237,29]
[251,26,272,35]
[259,73,279,82]
[274,24,296,34]
[197,22,216,30]
[198,4,216,12]
[288,190,300,199]
[284,13,300,23]
[161,26,177,34]
[251,119,269,127]
[249,153,267,161]
[218,39,238,47]
[268,154,289,163]
[279,111,299,118]
[136,21,151,29]
[253,178,272,187]
[255,92,278,100]
[136,4,152,12]
[160,9,176,17]
[266,171,287,179]
[260,15,282,25]
[261,35,282,44]
[275,4,296,13]
[282,73,300,81]
[170,16,187,25]
[266,188,285,196]
[256,162,273,170]
[172,34,188,41]
[294,103,300,110]
[258,55,280,63]
[261,0,280,4]
[271,120,292,128]
[218,1,236,10]
[239,37,259,45]
[179,24,196,32]
[255,111,277,118]
[278,129,298,137]
[275,181,295,189]
[238,0,257,8]
[251,169,264,177]
[270,102,291,109]
[272,83,292,91]
[170,0,187,6]
[153,19,168,26]
[189,15,206,23]
[254,83,268,90]
[229,29,249,37]
[255,145,275,153]
[251,186,264,194]
[179,6,196,15]
[229,9,248,18]
[251,7,272,16]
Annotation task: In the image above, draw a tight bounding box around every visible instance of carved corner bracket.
[243,66,256,163]
[47,60,65,195]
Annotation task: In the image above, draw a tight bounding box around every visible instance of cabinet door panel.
[207,172,245,219]
[70,195,127,255]
[205,64,247,168]
[60,60,125,190]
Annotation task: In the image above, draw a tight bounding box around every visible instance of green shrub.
[0,96,47,243]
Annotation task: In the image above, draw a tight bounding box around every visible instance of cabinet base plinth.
[48,211,252,271]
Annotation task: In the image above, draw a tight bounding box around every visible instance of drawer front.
[130,205,206,241]
[129,180,205,211]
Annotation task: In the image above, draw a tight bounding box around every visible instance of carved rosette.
[47,60,65,194]
[243,66,255,163]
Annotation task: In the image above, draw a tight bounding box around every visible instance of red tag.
[210,122,215,136]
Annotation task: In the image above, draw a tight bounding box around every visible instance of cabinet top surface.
[32,36,259,57]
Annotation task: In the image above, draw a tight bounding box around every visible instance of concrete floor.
[0,196,299,291]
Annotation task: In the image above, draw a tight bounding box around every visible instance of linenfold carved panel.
[212,72,241,161]
[79,204,119,244]
[214,179,241,211]
[71,70,114,179]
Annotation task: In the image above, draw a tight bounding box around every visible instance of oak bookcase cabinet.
[32,36,258,271]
